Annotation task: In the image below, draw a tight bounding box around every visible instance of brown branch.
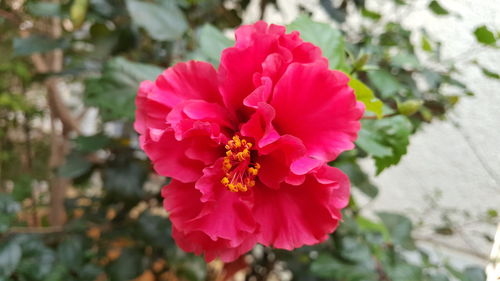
[46,78,81,134]
[25,2,75,227]
[0,9,21,25]
[6,226,65,234]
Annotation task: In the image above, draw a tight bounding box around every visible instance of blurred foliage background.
[1,0,499,280]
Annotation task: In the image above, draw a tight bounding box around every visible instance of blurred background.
[0,0,499,280]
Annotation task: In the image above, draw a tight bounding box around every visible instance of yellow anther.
[221,135,259,193]
[228,183,238,192]
[242,149,250,158]
[247,167,258,176]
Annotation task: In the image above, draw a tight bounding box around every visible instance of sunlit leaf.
[474,25,496,45]
[429,0,449,15]
[421,35,433,52]
[398,99,423,116]
[348,75,384,118]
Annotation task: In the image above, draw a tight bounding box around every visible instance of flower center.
[220,135,260,192]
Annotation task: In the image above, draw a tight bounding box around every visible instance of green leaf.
[386,262,423,281]
[0,194,21,233]
[288,15,347,70]
[102,158,147,201]
[356,129,393,158]
[339,237,373,265]
[361,8,381,20]
[367,69,402,98]
[428,0,449,15]
[70,0,90,29]
[42,263,69,281]
[84,57,162,121]
[421,36,433,52]
[311,254,378,280]
[474,25,496,45]
[335,160,379,198]
[391,52,420,69]
[428,273,450,281]
[27,2,61,17]
[487,209,498,218]
[377,212,415,249]
[16,237,56,280]
[107,248,143,281]
[195,24,233,65]
[480,66,500,79]
[74,134,111,152]
[57,236,83,270]
[12,177,33,201]
[0,241,22,278]
[348,76,383,118]
[126,0,188,41]
[137,212,172,248]
[463,267,486,281]
[398,99,423,116]
[57,152,92,179]
[357,116,413,174]
[79,264,103,281]
[356,216,390,241]
[13,35,69,56]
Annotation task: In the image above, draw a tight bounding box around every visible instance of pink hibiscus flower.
[134,21,364,262]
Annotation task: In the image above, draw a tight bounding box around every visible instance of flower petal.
[253,166,349,250]
[155,60,222,108]
[134,80,170,135]
[219,24,282,115]
[257,135,307,189]
[142,130,207,183]
[166,99,234,141]
[163,176,257,253]
[240,102,279,148]
[271,62,364,162]
[172,226,256,262]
